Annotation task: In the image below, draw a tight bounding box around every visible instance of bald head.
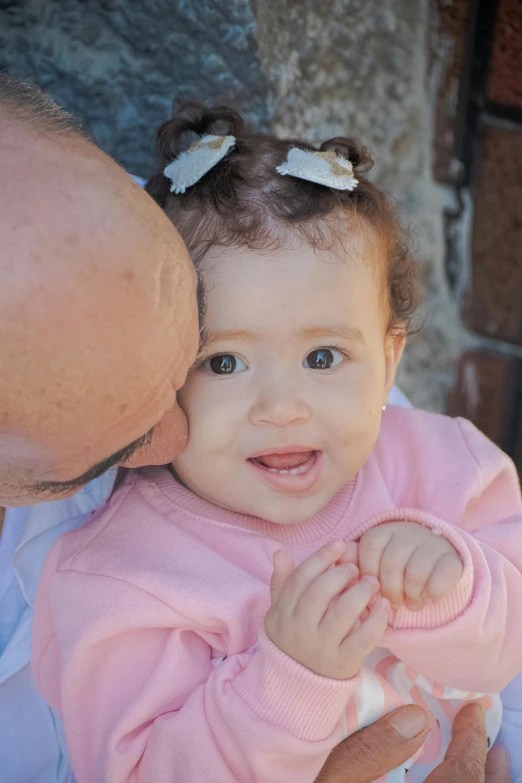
[0,76,199,505]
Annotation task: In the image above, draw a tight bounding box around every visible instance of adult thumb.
[315,705,428,783]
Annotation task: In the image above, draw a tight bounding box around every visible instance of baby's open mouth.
[248,451,317,475]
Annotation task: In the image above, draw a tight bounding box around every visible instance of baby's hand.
[359,522,463,611]
[264,541,390,680]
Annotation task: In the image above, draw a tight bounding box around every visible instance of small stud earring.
[382,405,387,411]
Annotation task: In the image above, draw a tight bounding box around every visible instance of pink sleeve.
[32,567,358,783]
[357,419,522,693]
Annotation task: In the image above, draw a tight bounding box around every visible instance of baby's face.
[174,231,403,524]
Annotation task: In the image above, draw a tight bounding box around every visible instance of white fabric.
[387,385,413,409]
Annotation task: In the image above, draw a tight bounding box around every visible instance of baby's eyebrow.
[299,325,366,344]
[203,325,366,347]
[203,329,256,345]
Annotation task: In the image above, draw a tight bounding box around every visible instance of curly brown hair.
[146,102,421,334]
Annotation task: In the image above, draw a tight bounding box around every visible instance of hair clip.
[276,147,358,191]
[163,134,236,194]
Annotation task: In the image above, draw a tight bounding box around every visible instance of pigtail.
[146,102,245,207]
[319,137,374,174]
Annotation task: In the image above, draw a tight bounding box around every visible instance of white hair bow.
[276,147,358,191]
[163,135,236,194]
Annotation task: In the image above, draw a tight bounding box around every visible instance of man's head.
[0,74,200,506]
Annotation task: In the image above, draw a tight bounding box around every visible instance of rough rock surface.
[0,0,271,175]
[1,0,460,410]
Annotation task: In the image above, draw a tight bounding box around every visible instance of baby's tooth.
[289,468,299,475]
[279,469,289,474]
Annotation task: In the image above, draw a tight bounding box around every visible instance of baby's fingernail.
[380,597,391,610]
[328,540,345,552]
[363,575,379,586]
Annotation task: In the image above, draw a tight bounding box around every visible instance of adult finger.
[314,705,428,783]
[424,702,488,783]
[279,540,346,613]
[486,747,511,783]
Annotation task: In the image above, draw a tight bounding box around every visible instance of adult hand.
[424,703,511,783]
[314,702,511,783]
[314,704,428,782]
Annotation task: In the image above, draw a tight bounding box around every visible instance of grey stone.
[0,0,271,175]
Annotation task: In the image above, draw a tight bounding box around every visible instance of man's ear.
[384,331,406,400]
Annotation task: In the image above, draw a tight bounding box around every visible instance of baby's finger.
[270,550,296,605]
[359,526,394,580]
[279,540,346,613]
[403,547,438,608]
[321,575,380,640]
[425,552,463,603]
[341,596,390,657]
[294,563,359,625]
[337,540,359,566]
[379,540,416,609]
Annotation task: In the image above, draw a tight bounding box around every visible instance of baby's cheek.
[335,408,380,462]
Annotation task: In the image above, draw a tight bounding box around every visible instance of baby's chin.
[216,492,341,525]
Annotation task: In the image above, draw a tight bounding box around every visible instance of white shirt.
[0,470,116,783]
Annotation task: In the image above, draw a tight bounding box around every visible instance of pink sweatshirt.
[32,408,522,783]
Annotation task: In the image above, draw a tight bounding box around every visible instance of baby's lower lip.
[247,451,322,493]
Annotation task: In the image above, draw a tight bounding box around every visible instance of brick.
[488,0,522,108]
[465,124,522,342]
[447,350,517,449]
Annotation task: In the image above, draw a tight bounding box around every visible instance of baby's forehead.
[196,237,386,342]
[198,218,383,272]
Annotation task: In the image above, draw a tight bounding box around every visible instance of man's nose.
[249,371,311,428]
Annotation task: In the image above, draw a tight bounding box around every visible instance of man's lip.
[247,445,317,459]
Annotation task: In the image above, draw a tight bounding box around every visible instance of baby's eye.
[205,354,247,375]
[304,348,344,370]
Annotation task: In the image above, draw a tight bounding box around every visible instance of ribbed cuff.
[233,631,358,741]
[351,508,474,630]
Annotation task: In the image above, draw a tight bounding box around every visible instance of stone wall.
[0,0,459,411]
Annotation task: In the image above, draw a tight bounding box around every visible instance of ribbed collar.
[139,466,360,548]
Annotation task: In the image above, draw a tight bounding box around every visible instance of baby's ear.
[383,331,406,395]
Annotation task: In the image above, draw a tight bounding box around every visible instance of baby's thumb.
[270,550,295,604]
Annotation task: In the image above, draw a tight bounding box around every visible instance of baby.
[33,105,522,783]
